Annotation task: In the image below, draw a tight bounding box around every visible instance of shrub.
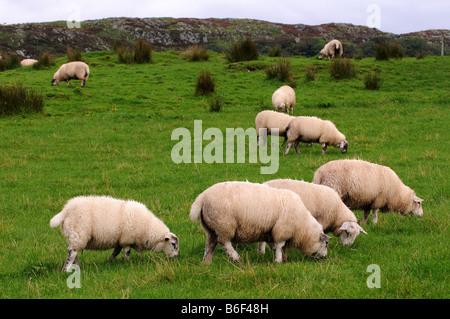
[195,70,215,96]
[266,58,292,82]
[0,83,44,116]
[330,58,356,80]
[268,45,282,57]
[117,46,135,64]
[375,41,405,60]
[32,51,55,70]
[0,54,21,72]
[305,64,317,81]
[184,46,209,62]
[67,46,83,62]
[209,96,223,112]
[363,70,383,90]
[134,38,152,64]
[226,37,259,62]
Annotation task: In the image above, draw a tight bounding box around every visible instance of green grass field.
[0,51,448,299]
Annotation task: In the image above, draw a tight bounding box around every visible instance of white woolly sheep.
[313,159,424,224]
[20,59,38,67]
[262,179,366,250]
[52,61,90,87]
[284,116,348,155]
[50,195,179,271]
[272,85,296,114]
[318,39,344,60]
[255,110,294,147]
[190,181,331,264]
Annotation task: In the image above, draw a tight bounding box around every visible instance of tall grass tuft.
[266,57,292,82]
[226,37,259,62]
[117,39,152,64]
[134,38,152,64]
[32,51,55,70]
[0,54,21,72]
[305,64,317,81]
[184,45,209,62]
[67,46,83,62]
[0,83,44,116]
[330,58,356,80]
[375,41,405,60]
[363,70,383,90]
[268,45,282,57]
[195,70,215,96]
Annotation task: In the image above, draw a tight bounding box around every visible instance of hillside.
[1,17,448,58]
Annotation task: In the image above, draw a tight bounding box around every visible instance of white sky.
[0,0,448,34]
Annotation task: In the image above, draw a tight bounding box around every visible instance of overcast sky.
[0,0,448,34]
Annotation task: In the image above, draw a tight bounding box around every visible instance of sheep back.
[264,179,357,235]
[271,85,296,114]
[51,195,170,252]
[191,181,325,255]
[313,159,423,216]
[255,110,294,136]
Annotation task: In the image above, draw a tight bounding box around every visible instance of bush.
[268,45,282,57]
[226,37,259,62]
[305,64,317,81]
[195,70,215,96]
[209,96,223,112]
[117,46,135,64]
[0,83,44,116]
[32,51,55,70]
[0,54,21,72]
[363,70,383,90]
[116,38,152,64]
[184,46,209,62]
[375,41,405,60]
[330,58,356,80]
[134,38,152,64]
[67,47,83,62]
[266,58,292,82]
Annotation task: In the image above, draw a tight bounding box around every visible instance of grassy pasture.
[0,51,448,299]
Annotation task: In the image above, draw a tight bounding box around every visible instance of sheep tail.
[190,193,205,222]
[49,210,66,228]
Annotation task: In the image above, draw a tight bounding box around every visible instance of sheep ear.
[164,235,170,242]
[320,233,332,242]
[413,196,423,204]
[340,222,350,231]
[358,225,368,235]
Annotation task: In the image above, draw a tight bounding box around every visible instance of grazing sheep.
[190,181,331,264]
[255,110,294,147]
[20,59,38,66]
[262,179,366,250]
[50,195,179,271]
[313,159,424,224]
[272,85,296,114]
[284,116,348,155]
[51,61,90,87]
[318,39,344,60]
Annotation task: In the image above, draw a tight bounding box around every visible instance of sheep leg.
[62,247,78,272]
[220,241,241,262]
[294,140,300,154]
[108,247,122,261]
[202,233,218,264]
[372,209,379,224]
[274,241,286,263]
[81,80,86,87]
[361,209,371,224]
[257,242,266,254]
[283,143,292,156]
[281,136,287,147]
[321,143,327,154]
